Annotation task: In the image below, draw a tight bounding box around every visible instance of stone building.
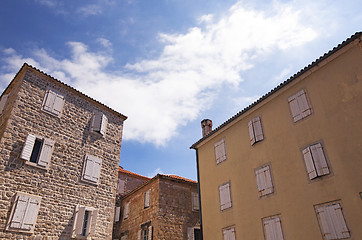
[117,166,150,196]
[0,63,127,239]
[113,173,200,240]
[191,32,362,239]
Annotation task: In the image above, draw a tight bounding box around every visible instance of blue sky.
[0,0,361,180]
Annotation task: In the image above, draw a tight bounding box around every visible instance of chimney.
[201,119,212,137]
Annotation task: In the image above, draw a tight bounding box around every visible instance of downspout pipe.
[195,148,203,240]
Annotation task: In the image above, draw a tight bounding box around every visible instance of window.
[223,227,236,240]
[263,216,284,240]
[121,232,129,240]
[81,154,102,185]
[138,222,152,240]
[248,116,264,145]
[6,192,41,233]
[255,165,274,197]
[191,192,200,211]
[0,93,9,115]
[20,134,54,169]
[118,179,125,194]
[72,205,98,239]
[315,202,350,240]
[123,202,130,220]
[90,111,108,136]
[219,182,232,211]
[188,227,201,240]
[215,139,226,164]
[302,143,330,180]
[41,88,65,117]
[144,190,150,208]
[114,206,121,222]
[288,89,312,122]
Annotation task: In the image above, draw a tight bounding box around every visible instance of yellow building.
[191,32,362,240]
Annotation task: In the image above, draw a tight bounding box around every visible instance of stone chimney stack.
[201,119,212,137]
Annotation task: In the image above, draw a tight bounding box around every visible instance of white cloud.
[147,168,163,178]
[77,4,103,16]
[1,0,322,146]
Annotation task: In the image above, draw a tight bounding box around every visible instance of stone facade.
[117,167,150,196]
[0,64,127,239]
[113,174,200,240]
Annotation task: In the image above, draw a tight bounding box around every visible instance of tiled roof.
[190,31,362,149]
[118,167,150,180]
[17,63,127,120]
[162,174,198,184]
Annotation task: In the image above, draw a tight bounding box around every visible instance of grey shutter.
[148,225,153,240]
[255,168,265,197]
[89,209,98,236]
[274,217,284,240]
[264,217,283,240]
[10,195,29,229]
[37,138,54,168]
[215,139,226,164]
[329,204,350,239]
[188,227,194,240]
[219,183,231,210]
[192,192,199,210]
[0,94,9,115]
[302,147,317,179]
[297,90,312,118]
[52,93,64,116]
[124,202,130,219]
[83,155,102,183]
[253,117,264,142]
[118,179,125,194]
[144,190,150,207]
[42,89,56,113]
[100,114,108,136]
[114,206,120,222]
[21,197,41,231]
[288,93,302,122]
[73,205,86,236]
[310,143,330,176]
[256,166,273,197]
[92,156,102,183]
[137,230,141,240]
[264,166,274,195]
[248,120,255,145]
[92,112,103,133]
[20,134,36,161]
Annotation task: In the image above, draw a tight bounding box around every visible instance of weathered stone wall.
[0,66,125,239]
[118,172,149,195]
[157,177,199,240]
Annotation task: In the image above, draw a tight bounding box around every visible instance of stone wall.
[117,169,149,195]
[0,65,125,239]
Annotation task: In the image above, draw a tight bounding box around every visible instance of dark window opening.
[141,222,151,240]
[81,210,90,236]
[30,138,43,163]
[194,228,201,240]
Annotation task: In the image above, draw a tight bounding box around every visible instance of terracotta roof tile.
[118,167,150,180]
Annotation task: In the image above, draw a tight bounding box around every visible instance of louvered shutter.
[89,209,98,236]
[288,93,302,122]
[192,192,199,210]
[37,138,54,168]
[10,195,29,229]
[73,205,86,236]
[219,183,231,210]
[92,156,102,183]
[188,227,194,240]
[148,225,153,240]
[115,206,120,222]
[0,94,9,115]
[302,147,317,179]
[253,117,264,142]
[100,114,108,136]
[42,89,57,113]
[144,190,150,207]
[52,93,64,116]
[215,139,226,164]
[21,197,40,231]
[20,134,36,161]
[310,143,330,176]
[83,155,102,183]
[124,202,130,219]
[137,230,141,240]
[297,90,312,118]
[256,168,265,196]
[92,112,103,132]
[264,217,284,240]
[264,166,274,195]
[274,217,284,240]
[248,120,255,145]
[321,204,350,239]
[118,179,125,194]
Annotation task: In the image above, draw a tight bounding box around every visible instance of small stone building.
[0,63,127,239]
[117,167,150,196]
[113,173,200,240]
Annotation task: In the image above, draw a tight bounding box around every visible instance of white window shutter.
[0,94,9,115]
[21,197,41,231]
[137,230,141,240]
[302,147,317,179]
[253,117,264,142]
[10,195,29,229]
[264,217,284,240]
[297,90,312,118]
[288,94,302,122]
[310,143,330,176]
[83,155,102,183]
[214,139,226,164]
[37,138,54,168]
[148,225,153,240]
[115,206,120,222]
[264,166,274,195]
[248,120,256,145]
[123,202,130,219]
[89,209,98,236]
[118,179,125,194]
[100,113,108,135]
[256,166,273,196]
[274,217,284,240]
[20,134,36,161]
[92,156,102,183]
[92,111,107,134]
[188,227,194,240]
[73,205,86,236]
[42,89,57,112]
[52,93,65,116]
[144,190,150,207]
[219,183,231,210]
[256,168,265,196]
[328,204,350,239]
[192,192,199,210]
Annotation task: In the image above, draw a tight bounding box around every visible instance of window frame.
[72,205,98,239]
[20,133,55,170]
[41,87,65,117]
[5,192,42,233]
[315,201,350,240]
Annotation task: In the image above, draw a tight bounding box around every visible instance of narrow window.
[315,202,350,240]
[144,190,150,208]
[30,138,43,163]
[72,205,98,238]
[138,222,152,240]
[248,116,264,145]
[192,192,199,211]
[215,139,226,164]
[219,182,232,211]
[81,210,90,236]
[288,89,312,122]
[20,134,54,169]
